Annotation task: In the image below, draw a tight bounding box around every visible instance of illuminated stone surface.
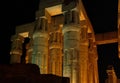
[88,39,99,83]
[48,14,63,76]
[10,0,120,82]
[32,17,49,74]
[62,9,80,83]
[10,35,24,63]
[118,0,120,59]
[12,1,103,83]
[25,38,33,63]
[105,66,118,83]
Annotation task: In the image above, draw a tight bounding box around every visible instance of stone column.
[88,38,99,83]
[32,17,49,74]
[93,46,99,83]
[10,35,23,63]
[118,0,120,59]
[25,37,33,63]
[118,15,120,59]
[88,48,99,83]
[79,25,89,83]
[106,66,117,83]
[62,9,80,83]
[88,39,94,83]
[46,13,64,76]
[88,63,94,83]
[49,31,62,76]
[118,25,120,59]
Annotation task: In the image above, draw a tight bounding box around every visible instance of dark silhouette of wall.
[0,63,70,83]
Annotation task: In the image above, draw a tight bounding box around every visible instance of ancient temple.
[10,0,120,83]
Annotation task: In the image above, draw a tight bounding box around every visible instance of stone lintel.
[95,31,118,45]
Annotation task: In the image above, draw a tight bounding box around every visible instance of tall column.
[10,35,23,63]
[118,25,120,59]
[32,17,49,74]
[93,46,99,83]
[46,13,64,76]
[88,39,99,83]
[118,0,120,59]
[88,38,94,83]
[117,2,120,81]
[25,37,33,63]
[79,25,89,83]
[88,63,94,83]
[62,8,80,83]
[105,66,117,83]
[49,31,62,76]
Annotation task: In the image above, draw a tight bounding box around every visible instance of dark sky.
[0,0,39,64]
[15,0,39,25]
[0,0,120,82]
[0,1,15,64]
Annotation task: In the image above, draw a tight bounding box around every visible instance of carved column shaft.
[79,44,88,83]
[63,9,80,83]
[118,0,120,59]
[49,31,62,76]
[88,38,99,83]
[118,23,120,59]
[88,52,99,83]
[10,35,23,63]
[63,25,80,83]
[79,26,89,83]
[47,13,63,76]
[25,37,33,63]
[93,50,99,83]
[88,63,94,83]
[32,33,49,74]
[63,30,80,83]
[32,17,49,74]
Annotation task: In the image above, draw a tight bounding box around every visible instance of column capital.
[11,34,24,42]
[62,24,80,34]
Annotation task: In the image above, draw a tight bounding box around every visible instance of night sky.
[0,0,120,82]
[0,1,15,64]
